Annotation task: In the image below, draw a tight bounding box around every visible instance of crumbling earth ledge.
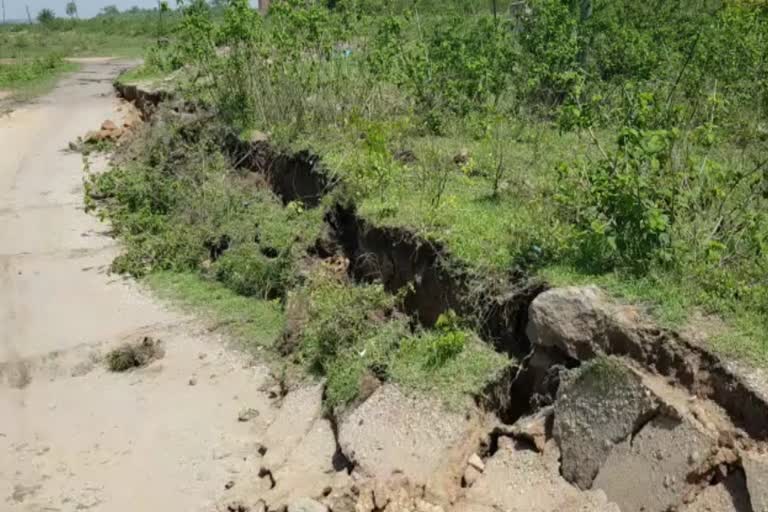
[115,81,768,512]
[116,79,768,441]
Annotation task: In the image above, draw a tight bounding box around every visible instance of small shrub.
[214,244,294,299]
[106,337,164,372]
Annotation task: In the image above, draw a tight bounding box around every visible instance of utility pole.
[492,0,497,19]
[2,0,6,25]
[26,4,32,23]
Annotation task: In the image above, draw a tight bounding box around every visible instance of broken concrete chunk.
[742,452,768,512]
[593,414,717,512]
[526,286,612,360]
[338,384,476,487]
[288,498,328,512]
[554,357,658,490]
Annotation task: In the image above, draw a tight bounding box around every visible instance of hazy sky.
[2,0,258,20]
[4,0,157,19]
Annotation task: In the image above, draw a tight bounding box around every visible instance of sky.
[2,0,257,21]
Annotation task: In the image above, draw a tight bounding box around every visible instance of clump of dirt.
[105,336,164,372]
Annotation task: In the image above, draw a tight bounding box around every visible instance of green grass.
[145,271,285,353]
[391,333,511,409]
[542,265,768,366]
[0,56,78,99]
[0,29,151,59]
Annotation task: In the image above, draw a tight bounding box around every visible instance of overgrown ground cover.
[87,109,508,410]
[0,54,77,95]
[0,8,177,98]
[93,0,768,407]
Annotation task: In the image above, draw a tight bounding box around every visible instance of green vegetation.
[144,0,767,362]
[88,0,768,410]
[0,5,178,99]
[0,55,76,93]
[146,271,284,352]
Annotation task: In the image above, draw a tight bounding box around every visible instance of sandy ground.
[0,59,279,511]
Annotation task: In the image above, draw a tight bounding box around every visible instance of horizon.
[0,0,260,21]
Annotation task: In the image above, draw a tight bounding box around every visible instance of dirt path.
[0,59,280,512]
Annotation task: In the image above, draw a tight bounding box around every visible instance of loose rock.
[238,408,260,422]
[553,357,657,489]
[527,286,612,360]
[467,454,485,473]
[508,406,552,453]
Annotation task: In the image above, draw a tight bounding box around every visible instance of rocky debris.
[681,471,753,512]
[506,406,552,452]
[238,407,260,422]
[467,454,484,473]
[454,438,620,512]
[592,413,718,512]
[338,384,483,498]
[554,357,658,489]
[742,452,768,511]
[527,286,612,360]
[288,497,328,512]
[81,107,143,146]
[527,287,768,442]
[324,476,443,512]
[462,466,482,487]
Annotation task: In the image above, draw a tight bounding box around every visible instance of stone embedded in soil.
[237,407,260,422]
[453,440,620,512]
[742,452,768,512]
[288,497,328,512]
[467,454,484,473]
[527,286,612,360]
[680,471,753,512]
[592,414,717,512]
[553,358,658,490]
[338,384,482,496]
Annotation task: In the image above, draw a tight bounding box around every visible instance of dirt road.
[0,60,279,511]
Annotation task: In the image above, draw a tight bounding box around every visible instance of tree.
[65,1,78,19]
[37,8,55,23]
[100,5,119,16]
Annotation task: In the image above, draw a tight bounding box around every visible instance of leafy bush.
[214,244,294,299]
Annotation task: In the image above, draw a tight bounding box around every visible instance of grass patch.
[391,331,510,409]
[0,55,77,98]
[145,271,284,352]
